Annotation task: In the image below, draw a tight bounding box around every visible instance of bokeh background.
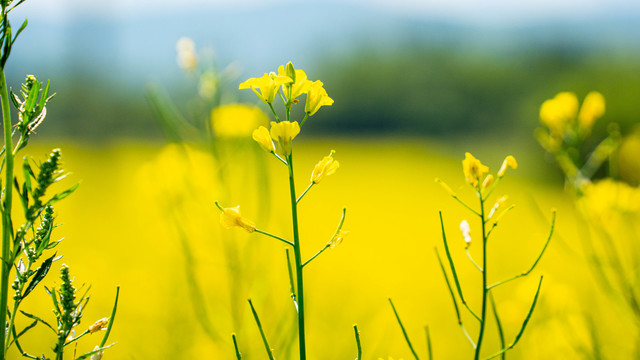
[6,0,640,358]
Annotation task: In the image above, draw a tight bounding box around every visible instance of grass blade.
[389,298,420,360]
[354,324,362,360]
[232,333,242,360]
[248,299,275,360]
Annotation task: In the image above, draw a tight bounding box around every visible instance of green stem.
[300,113,309,127]
[474,195,488,360]
[296,183,314,204]
[0,69,13,360]
[268,103,280,122]
[287,153,306,359]
[354,324,362,360]
[302,244,329,268]
[254,229,294,247]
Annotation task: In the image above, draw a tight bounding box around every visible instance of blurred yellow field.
[8,137,630,359]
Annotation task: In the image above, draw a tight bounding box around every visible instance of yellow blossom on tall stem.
[218,204,256,233]
[270,121,300,156]
[311,150,339,184]
[462,152,489,188]
[305,80,334,116]
[498,155,518,177]
[278,63,312,102]
[239,72,292,104]
[252,126,275,153]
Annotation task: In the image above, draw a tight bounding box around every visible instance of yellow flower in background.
[578,91,605,132]
[497,155,518,177]
[462,152,489,187]
[305,80,334,116]
[311,150,339,184]
[278,63,312,101]
[579,179,640,225]
[239,72,292,104]
[211,104,268,137]
[252,126,275,153]
[270,121,300,156]
[219,205,256,233]
[539,92,579,137]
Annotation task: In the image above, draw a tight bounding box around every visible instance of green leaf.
[388,298,420,360]
[99,286,120,347]
[19,310,56,333]
[47,182,80,204]
[75,343,115,360]
[22,254,55,298]
[11,18,27,46]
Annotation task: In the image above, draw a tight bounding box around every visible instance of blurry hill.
[4,2,640,140]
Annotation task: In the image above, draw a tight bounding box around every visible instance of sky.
[14,0,640,26]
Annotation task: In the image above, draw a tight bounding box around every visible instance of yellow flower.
[462,152,489,187]
[329,230,348,248]
[305,80,334,116]
[211,104,268,138]
[252,126,275,153]
[497,155,518,177]
[219,205,256,233]
[239,72,292,104]
[278,62,312,101]
[482,174,494,189]
[578,91,605,132]
[270,121,300,156]
[311,150,339,184]
[539,92,578,137]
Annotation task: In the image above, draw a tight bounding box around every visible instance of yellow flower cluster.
[462,152,517,190]
[239,72,292,104]
[252,121,301,157]
[578,179,640,226]
[239,62,333,116]
[540,91,605,139]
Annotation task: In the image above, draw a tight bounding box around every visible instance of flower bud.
[498,156,518,178]
[89,318,109,334]
[460,220,471,247]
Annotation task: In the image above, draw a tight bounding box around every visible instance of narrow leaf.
[23,254,55,298]
[389,298,420,360]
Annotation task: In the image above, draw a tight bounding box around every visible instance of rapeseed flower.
[539,92,578,137]
[270,121,300,156]
[462,152,489,188]
[305,80,334,116]
[278,62,312,102]
[578,91,605,133]
[211,104,268,137]
[219,205,256,233]
[252,126,275,153]
[239,72,292,104]
[311,150,339,184]
[498,155,518,177]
